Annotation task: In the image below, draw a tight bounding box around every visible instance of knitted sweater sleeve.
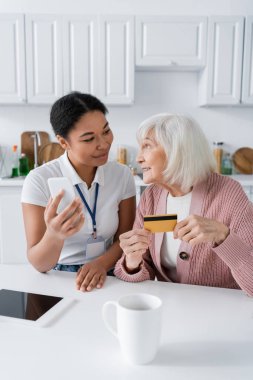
[114,191,156,282]
[213,201,253,296]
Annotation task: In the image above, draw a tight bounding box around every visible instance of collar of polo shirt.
[58,151,105,188]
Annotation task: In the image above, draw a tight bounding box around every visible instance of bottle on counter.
[213,142,224,174]
[221,153,233,175]
[117,145,127,165]
[11,145,19,177]
[19,153,30,176]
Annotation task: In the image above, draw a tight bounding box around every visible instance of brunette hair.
[50,92,108,138]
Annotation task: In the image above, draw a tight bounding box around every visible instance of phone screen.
[0,289,62,321]
[48,177,76,213]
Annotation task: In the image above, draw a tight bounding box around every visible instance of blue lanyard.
[75,183,99,238]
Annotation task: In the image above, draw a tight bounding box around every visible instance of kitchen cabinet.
[0,13,134,105]
[99,15,134,105]
[0,14,26,104]
[63,15,134,105]
[198,16,250,106]
[63,15,99,95]
[0,182,27,264]
[26,14,63,104]
[135,16,207,70]
[242,16,253,104]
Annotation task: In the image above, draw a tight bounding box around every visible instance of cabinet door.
[0,191,27,264]
[136,16,207,69]
[63,16,98,95]
[25,14,63,104]
[242,16,253,104]
[199,16,244,105]
[0,14,26,104]
[99,15,134,105]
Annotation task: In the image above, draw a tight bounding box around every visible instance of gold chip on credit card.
[144,214,177,233]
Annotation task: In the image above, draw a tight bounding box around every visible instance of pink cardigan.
[114,173,253,296]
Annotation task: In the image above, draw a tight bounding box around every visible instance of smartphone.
[47,177,76,214]
[144,214,177,233]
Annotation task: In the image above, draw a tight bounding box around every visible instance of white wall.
[0,0,253,174]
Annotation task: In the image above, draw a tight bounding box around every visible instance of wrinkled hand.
[76,261,107,292]
[173,214,229,246]
[44,191,85,241]
[119,228,151,271]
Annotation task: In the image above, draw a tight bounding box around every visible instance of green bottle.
[19,153,30,176]
[221,153,233,175]
[11,145,19,177]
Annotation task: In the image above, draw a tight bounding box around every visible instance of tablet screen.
[0,289,63,321]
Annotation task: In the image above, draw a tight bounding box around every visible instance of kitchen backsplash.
[0,143,140,178]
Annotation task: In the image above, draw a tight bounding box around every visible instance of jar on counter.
[213,142,224,174]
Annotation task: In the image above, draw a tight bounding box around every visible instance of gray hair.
[137,114,216,192]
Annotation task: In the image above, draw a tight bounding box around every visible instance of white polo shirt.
[21,152,136,265]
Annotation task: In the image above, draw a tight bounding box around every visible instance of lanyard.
[75,183,99,238]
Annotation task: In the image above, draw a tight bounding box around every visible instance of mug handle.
[102,301,118,338]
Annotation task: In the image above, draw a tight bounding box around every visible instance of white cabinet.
[63,16,99,95]
[0,185,27,264]
[136,16,207,70]
[63,15,134,104]
[0,13,134,105]
[198,16,245,106]
[0,14,26,104]
[99,15,134,105]
[242,16,253,104]
[25,14,63,104]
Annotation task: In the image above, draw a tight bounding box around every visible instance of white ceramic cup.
[102,293,162,365]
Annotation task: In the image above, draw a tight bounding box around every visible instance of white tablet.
[0,289,74,327]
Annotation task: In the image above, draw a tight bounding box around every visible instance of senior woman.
[114,114,253,296]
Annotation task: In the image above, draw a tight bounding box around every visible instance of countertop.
[0,177,25,186]
[1,174,253,187]
[0,264,253,380]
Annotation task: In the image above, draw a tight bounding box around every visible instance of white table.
[0,264,253,380]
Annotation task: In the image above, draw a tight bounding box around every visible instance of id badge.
[86,235,106,260]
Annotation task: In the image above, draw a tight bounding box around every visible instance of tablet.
[0,289,73,327]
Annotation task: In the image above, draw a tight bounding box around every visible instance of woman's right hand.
[119,228,150,272]
[44,191,85,241]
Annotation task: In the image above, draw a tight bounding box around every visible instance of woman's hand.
[119,228,150,272]
[174,214,229,246]
[76,261,107,292]
[44,191,85,241]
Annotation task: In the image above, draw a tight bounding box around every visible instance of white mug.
[102,293,162,365]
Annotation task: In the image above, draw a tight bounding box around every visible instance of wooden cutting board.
[232,147,253,174]
[21,131,50,169]
[38,142,65,164]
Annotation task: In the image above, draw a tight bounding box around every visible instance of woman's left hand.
[173,214,229,246]
[76,261,107,292]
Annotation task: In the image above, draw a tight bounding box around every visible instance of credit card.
[144,214,177,233]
